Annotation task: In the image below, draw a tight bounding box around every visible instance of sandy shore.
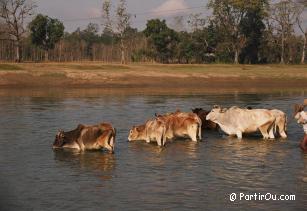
[0,63,306,92]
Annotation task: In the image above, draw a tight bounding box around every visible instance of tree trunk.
[234,49,239,64]
[120,35,125,64]
[45,50,49,62]
[15,41,21,63]
[280,31,285,64]
[301,34,306,64]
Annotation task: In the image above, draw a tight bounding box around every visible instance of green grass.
[0,64,24,71]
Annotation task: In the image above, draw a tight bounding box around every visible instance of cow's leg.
[279,121,287,139]
[189,124,198,142]
[236,131,242,139]
[198,123,202,141]
[300,134,307,151]
[259,123,272,139]
[268,126,275,139]
[76,138,85,151]
[156,135,162,147]
[162,134,166,146]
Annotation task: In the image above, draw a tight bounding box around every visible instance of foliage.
[29,14,64,51]
[144,19,179,63]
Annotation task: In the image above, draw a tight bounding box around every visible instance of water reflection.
[53,150,116,181]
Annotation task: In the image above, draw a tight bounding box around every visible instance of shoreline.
[0,63,307,91]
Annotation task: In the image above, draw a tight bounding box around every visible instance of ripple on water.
[0,90,306,210]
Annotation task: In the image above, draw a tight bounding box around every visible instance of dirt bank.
[0,63,306,92]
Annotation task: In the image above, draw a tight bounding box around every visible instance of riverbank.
[0,63,306,92]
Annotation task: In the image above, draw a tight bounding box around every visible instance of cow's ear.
[213,105,220,109]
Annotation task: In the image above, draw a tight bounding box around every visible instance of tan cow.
[128,118,166,146]
[53,123,116,153]
[156,111,202,142]
[206,106,275,139]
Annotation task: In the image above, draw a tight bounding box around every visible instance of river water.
[0,89,306,211]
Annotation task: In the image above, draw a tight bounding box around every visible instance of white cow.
[206,106,276,139]
[269,109,287,139]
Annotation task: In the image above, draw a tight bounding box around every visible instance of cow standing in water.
[206,106,276,139]
[155,111,202,142]
[128,118,166,146]
[294,102,307,152]
[128,110,202,147]
[53,123,116,153]
[192,108,219,130]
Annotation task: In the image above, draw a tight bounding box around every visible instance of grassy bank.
[0,62,306,91]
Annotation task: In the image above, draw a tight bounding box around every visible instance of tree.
[177,31,194,63]
[102,0,112,34]
[116,0,130,64]
[80,23,100,60]
[144,19,179,63]
[239,1,267,64]
[0,0,36,62]
[270,0,301,64]
[188,13,206,32]
[29,14,64,61]
[208,0,247,64]
[208,0,267,64]
[296,2,306,64]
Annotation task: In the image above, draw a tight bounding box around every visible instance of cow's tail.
[284,114,288,133]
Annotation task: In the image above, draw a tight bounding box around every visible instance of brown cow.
[53,123,116,153]
[192,108,219,130]
[155,111,202,142]
[128,118,166,146]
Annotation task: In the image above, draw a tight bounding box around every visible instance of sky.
[35,0,306,33]
[35,0,208,32]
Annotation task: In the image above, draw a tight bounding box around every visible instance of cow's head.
[296,111,307,125]
[53,130,65,148]
[206,105,227,122]
[192,108,203,114]
[294,104,305,118]
[128,125,145,141]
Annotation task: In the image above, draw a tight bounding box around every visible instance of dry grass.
[0,64,24,71]
[0,62,306,89]
[0,62,306,76]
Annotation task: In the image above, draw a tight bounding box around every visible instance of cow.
[192,108,219,130]
[270,109,287,138]
[155,111,202,142]
[206,106,276,139]
[53,123,116,153]
[294,109,307,152]
[128,118,166,146]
